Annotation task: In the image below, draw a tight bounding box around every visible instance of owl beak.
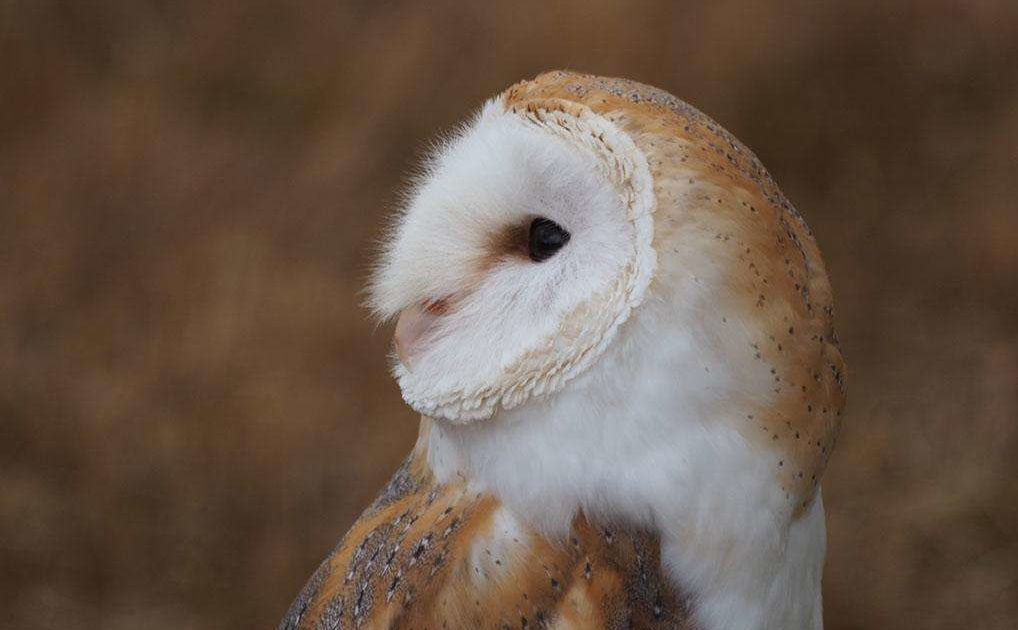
[394,298,448,367]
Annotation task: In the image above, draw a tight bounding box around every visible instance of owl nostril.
[423,298,449,315]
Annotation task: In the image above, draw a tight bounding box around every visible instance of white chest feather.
[425,300,827,630]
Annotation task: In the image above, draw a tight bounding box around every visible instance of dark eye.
[528,217,570,262]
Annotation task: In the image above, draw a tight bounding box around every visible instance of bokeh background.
[2,1,1017,629]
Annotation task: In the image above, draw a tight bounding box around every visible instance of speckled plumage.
[278,422,695,630]
[280,71,845,630]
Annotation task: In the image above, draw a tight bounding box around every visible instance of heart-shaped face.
[368,97,656,422]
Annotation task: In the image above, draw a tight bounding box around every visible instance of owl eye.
[528,218,570,262]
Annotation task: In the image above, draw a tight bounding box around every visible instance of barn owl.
[277,71,845,630]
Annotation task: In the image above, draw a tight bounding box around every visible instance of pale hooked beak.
[394,298,449,367]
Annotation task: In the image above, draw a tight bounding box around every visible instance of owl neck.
[423,363,826,630]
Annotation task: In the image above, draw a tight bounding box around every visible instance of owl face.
[369,99,656,422]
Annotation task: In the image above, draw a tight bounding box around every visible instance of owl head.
[370,91,654,423]
[369,72,845,503]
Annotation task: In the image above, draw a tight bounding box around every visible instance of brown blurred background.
[2,1,1016,629]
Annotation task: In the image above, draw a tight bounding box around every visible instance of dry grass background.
[2,1,1017,629]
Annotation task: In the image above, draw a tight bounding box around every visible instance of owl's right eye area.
[528,218,570,262]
